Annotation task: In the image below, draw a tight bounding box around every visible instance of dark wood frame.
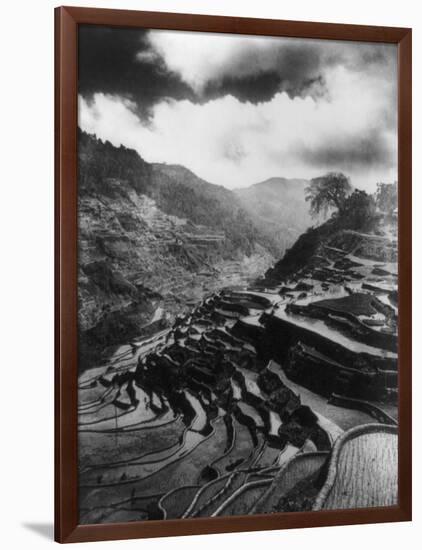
[55,5,412,543]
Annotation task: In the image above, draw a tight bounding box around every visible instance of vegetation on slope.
[266,177,388,282]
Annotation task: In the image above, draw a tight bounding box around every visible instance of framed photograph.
[55,6,412,543]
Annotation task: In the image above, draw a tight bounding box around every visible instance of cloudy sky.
[78,25,397,191]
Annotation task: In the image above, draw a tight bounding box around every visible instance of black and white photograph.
[77,26,399,525]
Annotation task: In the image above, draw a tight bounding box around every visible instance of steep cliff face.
[77,131,277,369]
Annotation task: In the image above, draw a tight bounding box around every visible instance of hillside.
[78,130,277,370]
[264,194,396,284]
[235,177,314,255]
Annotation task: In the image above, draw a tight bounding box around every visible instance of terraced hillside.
[78,213,398,523]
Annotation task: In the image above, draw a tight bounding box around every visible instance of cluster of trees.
[305,172,396,232]
[339,189,377,232]
[305,172,352,217]
[78,128,152,196]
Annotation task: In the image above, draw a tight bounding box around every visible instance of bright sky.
[79,28,398,191]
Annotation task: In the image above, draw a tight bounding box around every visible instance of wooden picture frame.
[55,5,412,543]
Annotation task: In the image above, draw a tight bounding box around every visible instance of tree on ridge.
[305,172,352,217]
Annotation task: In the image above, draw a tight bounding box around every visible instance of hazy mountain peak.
[251,176,308,188]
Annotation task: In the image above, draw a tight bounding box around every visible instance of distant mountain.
[235,177,314,256]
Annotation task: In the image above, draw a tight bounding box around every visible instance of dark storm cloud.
[78,26,327,110]
[204,40,396,104]
[78,26,195,117]
[198,42,331,103]
[202,67,327,104]
[79,27,396,112]
[203,72,282,104]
